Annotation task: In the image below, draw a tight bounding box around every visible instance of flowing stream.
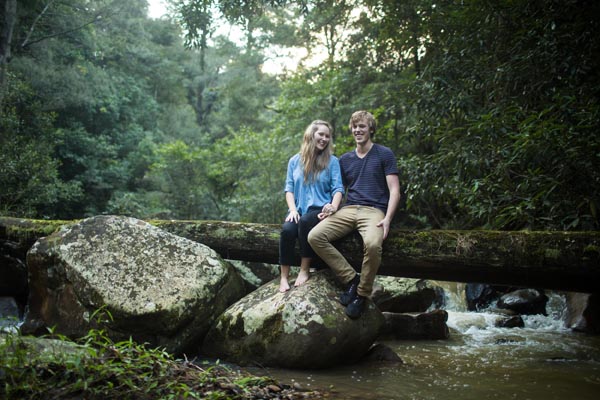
[248,285,600,399]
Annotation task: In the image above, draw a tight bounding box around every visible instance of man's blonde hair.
[348,110,377,138]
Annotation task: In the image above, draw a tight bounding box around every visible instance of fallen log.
[1,217,599,293]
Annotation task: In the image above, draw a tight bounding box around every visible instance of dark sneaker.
[339,274,360,306]
[345,295,366,319]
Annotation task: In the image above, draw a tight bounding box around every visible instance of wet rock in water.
[0,296,21,330]
[497,288,548,315]
[380,309,449,340]
[466,283,494,311]
[372,276,444,313]
[465,283,515,311]
[362,343,404,363]
[23,215,245,354]
[565,292,600,334]
[494,336,526,345]
[495,315,525,328]
[202,270,384,369]
[0,247,28,304]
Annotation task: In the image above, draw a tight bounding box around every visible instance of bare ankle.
[279,277,290,292]
[294,269,310,286]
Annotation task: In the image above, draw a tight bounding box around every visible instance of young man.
[308,110,401,318]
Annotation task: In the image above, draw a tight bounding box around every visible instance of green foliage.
[0,74,82,218]
[198,49,281,140]
[206,126,293,223]
[146,140,216,219]
[3,0,199,219]
[0,325,312,399]
[398,0,600,230]
[3,0,598,231]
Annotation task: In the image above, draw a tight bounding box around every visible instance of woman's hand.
[285,210,300,223]
[321,203,337,215]
[318,203,337,220]
[317,212,329,220]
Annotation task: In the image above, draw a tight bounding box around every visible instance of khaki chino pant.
[308,205,385,297]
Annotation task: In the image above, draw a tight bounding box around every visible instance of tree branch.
[20,0,55,49]
[20,0,119,49]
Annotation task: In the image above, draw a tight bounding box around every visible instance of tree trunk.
[1,217,599,293]
[0,0,17,109]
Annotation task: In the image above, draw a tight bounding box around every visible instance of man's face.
[351,118,372,146]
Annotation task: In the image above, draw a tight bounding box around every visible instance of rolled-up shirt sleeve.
[329,157,344,197]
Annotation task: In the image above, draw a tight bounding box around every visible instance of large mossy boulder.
[23,215,245,355]
[202,270,384,369]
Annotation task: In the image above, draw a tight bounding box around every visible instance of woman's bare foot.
[279,278,291,292]
[294,269,310,287]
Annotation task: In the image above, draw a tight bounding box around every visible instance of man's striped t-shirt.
[339,143,399,214]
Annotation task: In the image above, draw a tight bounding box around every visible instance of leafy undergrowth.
[0,327,328,400]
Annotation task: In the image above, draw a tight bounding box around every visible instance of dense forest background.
[1,0,598,230]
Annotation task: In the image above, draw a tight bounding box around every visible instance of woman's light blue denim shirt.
[284,153,344,215]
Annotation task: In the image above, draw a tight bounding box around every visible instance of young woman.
[278,120,344,292]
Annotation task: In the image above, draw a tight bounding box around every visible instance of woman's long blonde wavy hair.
[300,120,334,183]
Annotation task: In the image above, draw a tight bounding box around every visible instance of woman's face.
[314,125,331,151]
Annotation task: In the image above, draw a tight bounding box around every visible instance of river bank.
[0,327,330,399]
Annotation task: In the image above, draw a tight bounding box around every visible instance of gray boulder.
[497,288,548,315]
[227,260,279,292]
[565,292,600,334]
[380,309,449,340]
[362,343,404,364]
[23,215,245,355]
[495,315,525,328]
[202,270,384,369]
[372,276,444,312]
